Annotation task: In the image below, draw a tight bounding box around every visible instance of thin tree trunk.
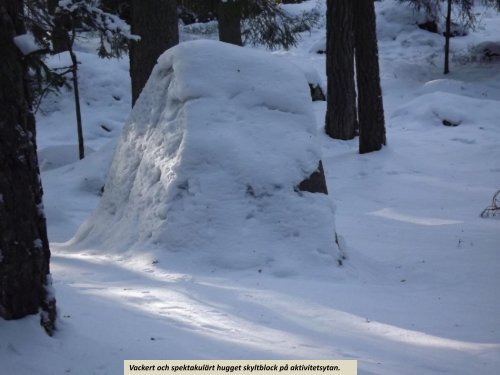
[444,0,452,74]
[0,0,56,335]
[217,0,243,46]
[354,0,386,154]
[69,46,84,159]
[129,0,179,105]
[325,0,357,140]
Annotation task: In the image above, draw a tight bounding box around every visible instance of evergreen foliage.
[240,0,320,49]
[22,0,136,159]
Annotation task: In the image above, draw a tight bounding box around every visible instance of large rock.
[72,40,341,275]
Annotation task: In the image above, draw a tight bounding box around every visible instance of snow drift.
[71,40,341,275]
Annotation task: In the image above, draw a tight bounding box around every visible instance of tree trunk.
[0,0,56,335]
[51,15,70,53]
[47,0,70,53]
[129,0,179,106]
[217,0,243,46]
[354,0,386,154]
[444,0,452,74]
[325,0,357,140]
[69,46,85,160]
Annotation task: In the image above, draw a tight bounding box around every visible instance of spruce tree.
[0,0,56,335]
[325,0,357,140]
[325,0,386,153]
[354,0,386,153]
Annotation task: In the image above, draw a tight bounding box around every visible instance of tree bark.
[354,0,386,154]
[443,0,452,74]
[217,0,243,46]
[129,0,179,106]
[0,0,56,335]
[325,0,357,140]
[69,46,85,159]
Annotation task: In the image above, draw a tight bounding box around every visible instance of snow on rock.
[13,33,42,55]
[287,61,326,101]
[70,40,341,276]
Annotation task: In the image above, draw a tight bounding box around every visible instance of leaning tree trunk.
[325,0,357,140]
[354,0,386,154]
[0,0,56,335]
[129,0,179,105]
[217,0,243,46]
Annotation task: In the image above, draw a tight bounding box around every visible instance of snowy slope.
[1,1,499,374]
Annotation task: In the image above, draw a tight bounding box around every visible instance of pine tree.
[24,0,135,159]
[401,0,482,74]
[354,0,386,153]
[324,0,357,140]
[0,0,56,335]
[218,0,243,46]
[325,0,386,153]
[129,0,179,105]
[217,0,318,50]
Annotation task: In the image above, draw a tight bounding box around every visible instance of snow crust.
[71,40,339,275]
[13,33,41,55]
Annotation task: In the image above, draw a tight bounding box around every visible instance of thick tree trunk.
[217,0,243,46]
[354,0,386,154]
[0,0,56,335]
[325,0,357,140]
[129,0,179,105]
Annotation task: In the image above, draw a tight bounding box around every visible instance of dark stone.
[309,83,326,101]
[418,20,438,34]
[297,161,328,194]
[442,119,461,127]
[484,48,500,61]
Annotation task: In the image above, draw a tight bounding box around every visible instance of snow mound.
[38,144,95,171]
[391,91,500,131]
[71,40,340,276]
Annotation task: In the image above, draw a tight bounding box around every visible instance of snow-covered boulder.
[71,40,341,276]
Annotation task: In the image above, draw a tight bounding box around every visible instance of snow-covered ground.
[2,1,499,374]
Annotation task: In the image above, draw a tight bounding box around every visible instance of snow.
[13,33,41,55]
[1,1,500,374]
[69,40,340,276]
